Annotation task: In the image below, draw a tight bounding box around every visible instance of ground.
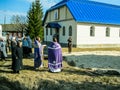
[0,49,120,90]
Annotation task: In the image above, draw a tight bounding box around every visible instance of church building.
[43,0,120,48]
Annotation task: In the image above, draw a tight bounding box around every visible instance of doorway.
[54,28,59,42]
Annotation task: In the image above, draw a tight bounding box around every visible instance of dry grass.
[0,56,120,90]
[62,47,120,52]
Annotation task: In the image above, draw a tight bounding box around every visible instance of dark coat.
[67,37,72,53]
[11,41,17,70]
[12,46,23,71]
[15,47,23,70]
[67,38,72,47]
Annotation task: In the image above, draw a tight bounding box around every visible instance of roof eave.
[76,20,120,26]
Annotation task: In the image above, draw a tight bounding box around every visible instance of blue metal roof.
[43,0,120,25]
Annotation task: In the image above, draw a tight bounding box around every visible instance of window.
[50,28,52,35]
[90,26,95,36]
[46,28,48,35]
[54,9,58,20]
[106,27,110,37]
[69,25,72,36]
[63,26,65,36]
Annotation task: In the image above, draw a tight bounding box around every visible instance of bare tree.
[10,15,27,37]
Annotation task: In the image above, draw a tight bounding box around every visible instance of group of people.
[34,36,63,72]
[11,36,63,73]
[0,35,73,74]
[0,35,63,73]
[33,36,72,73]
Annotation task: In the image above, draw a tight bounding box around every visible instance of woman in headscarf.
[48,37,63,72]
[12,40,23,73]
[11,36,17,70]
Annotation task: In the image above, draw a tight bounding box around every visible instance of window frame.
[46,28,48,35]
[63,26,65,36]
[50,28,52,35]
[69,25,72,36]
[90,26,95,37]
[106,27,110,37]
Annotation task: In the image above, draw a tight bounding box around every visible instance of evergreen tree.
[27,0,43,39]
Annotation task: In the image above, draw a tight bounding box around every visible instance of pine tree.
[27,0,43,39]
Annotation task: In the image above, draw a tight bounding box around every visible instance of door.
[55,28,59,42]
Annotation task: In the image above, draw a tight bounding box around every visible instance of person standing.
[34,37,43,69]
[48,37,63,72]
[26,35,32,57]
[67,36,72,53]
[12,40,23,73]
[22,36,29,58]
[0,38,7,61]
[6,34,11,53]
[11,37,17,70]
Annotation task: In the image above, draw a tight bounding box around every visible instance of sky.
[0,0,120,24]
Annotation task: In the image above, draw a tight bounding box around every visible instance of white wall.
[44,27,54,42]
[77,24,120,45]
[44,20,77,45]
[59,20,76,44]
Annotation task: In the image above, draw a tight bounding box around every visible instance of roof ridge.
[50,0,120,11]
[49,0,89,11]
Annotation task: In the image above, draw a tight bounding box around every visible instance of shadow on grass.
[23,65,35,70]
[62,68,94,76]
[0,76,28,90]
[0,64,12,73]
[63,66,120,77]
[0,74,119,90]
[0,69,12,73]
[23,65,49,72]
[37,79,120,90]
[0,64,11,68]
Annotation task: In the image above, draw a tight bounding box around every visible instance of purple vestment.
[34,40,42,68]
[48,42,63,70]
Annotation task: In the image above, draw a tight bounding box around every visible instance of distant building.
[2,24,25,39]
[43,0,120,48]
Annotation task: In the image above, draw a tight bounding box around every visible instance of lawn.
[62,47,120,52]
[0,56,120,90]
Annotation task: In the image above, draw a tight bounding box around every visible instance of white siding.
[44,27,54,42]
[59,20,76,45]
[44,20,77,45]
[77,24,120,45]
[59,6,66,20]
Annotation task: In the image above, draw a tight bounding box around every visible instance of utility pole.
[3,11,6,34]
[4,15,6,31]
